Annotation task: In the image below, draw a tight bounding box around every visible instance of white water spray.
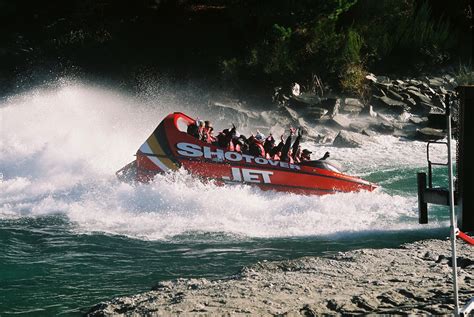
[0,81,448,240]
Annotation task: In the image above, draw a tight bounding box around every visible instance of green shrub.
[219,58,239,81]
[261,24,296,77]
[339,62,367,97]
[454,63,474,85]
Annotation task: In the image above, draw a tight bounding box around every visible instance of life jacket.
[202,127,215,143]
[197,126,205,141]
[234,143,241,153]
[227,142,235,152]
[187,124,199,139]
[256,142,265,157]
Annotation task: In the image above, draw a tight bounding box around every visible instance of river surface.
[0,82,453,316]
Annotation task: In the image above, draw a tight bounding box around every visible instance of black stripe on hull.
[153,122,180,166]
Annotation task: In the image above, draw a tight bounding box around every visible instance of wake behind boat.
[116,112,376,195]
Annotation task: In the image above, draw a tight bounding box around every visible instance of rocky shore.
[208,73,461,148]
[88,238,473,316]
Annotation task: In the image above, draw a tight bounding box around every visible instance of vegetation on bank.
[222,0,472,93]
[0,0,471,97]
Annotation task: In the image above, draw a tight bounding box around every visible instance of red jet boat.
[116,112,377,195]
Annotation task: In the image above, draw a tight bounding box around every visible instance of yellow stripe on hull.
[146,135,179,171]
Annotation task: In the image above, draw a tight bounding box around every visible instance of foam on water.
[0,81,448,240]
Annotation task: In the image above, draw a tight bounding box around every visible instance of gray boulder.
[373,95,408,113]
[330,114,352,130]
[320,98,340,117]
[333,130,368,148]
[407,90,432,104]
[372,121,396,134]
[428,77,445,87]
[341,98,364,114]
[415,127,446,141]
[386,90,405,102]
[306,106,328,119]
[409,116,428,125]
[349,122,368,133]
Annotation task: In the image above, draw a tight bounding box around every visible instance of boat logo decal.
[176,142,301,171]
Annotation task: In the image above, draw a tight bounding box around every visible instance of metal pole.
[446,95,459,316]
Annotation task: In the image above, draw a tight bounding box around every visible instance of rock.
[341,98,364,114]
[394,79,406,86]
[418,101,440,114]
[333,130,367,148]
[306,106,328,119]
[375,96,408,112]
[428,77,445,87]
[342,105,364,115]
[407,79,422,85]
[407,90,432,105]
[386,90,405,102]
[404,97,417,107]
[407,85,421,92]
[280,106,299,122]
[87,239,474,316]
[366,73,377,82]
[344,98,364,108]
[372,122,395,134]
[330,115,352,130]
[349,122,367,133]
[432,95,446,109]
[415,127,446,141]
[321,98,340,117]
[409,116,428,125]
[376,75,391,83]
[289,93,321,108]
[362,129,377,137]
[398,111,411,122]
[373,82,392,94]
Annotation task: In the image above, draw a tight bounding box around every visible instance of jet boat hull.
[117,112,376,195]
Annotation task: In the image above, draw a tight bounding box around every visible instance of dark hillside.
[0,0,471,97]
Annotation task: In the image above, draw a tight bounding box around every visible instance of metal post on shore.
[446,94,459,316]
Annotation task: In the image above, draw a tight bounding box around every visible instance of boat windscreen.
[176,117,190,132]
[300,160,343,173]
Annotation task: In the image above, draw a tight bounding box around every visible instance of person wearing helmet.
[300,149,312,161]
[187,118,204,139]
[249,131,266,157]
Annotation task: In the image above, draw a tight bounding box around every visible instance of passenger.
[263,134,276,158]
[232,133,247,153]
[319,151,330,160]
[217,128,230,148]
[293,145,302,163]
[280,128,296,162]
[249,131,266,157]
[217,124,237,151]
[270,135,284,159]
[202,121,216,143]
[291,129,303,161]
[187,119,200,139]
[300,149,312,161]
[197,120,205,140]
